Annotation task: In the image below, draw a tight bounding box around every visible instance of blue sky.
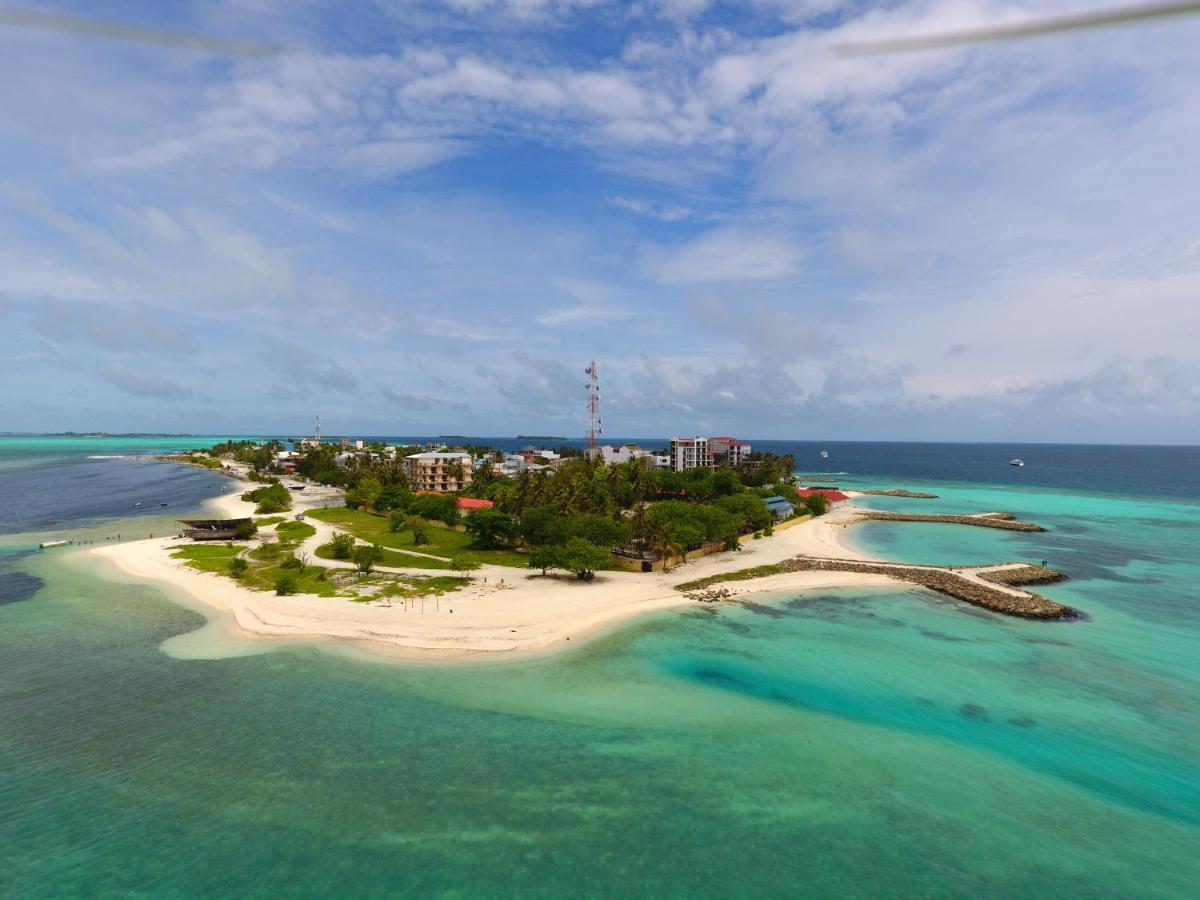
[1,0,1198,442]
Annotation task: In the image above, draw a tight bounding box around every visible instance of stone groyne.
[778,558,1075,620]
[854,489,939,499]
[856,512,1045,532]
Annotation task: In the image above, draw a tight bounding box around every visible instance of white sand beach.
[88,484,889,662]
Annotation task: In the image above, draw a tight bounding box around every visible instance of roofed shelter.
[179,518,252,541]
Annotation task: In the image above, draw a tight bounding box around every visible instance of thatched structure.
[179,518,252,541]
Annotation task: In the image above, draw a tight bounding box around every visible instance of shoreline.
[86,487,887,664]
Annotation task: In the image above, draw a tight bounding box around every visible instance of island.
[89,436,1076,663]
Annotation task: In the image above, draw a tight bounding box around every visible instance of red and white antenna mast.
[314,413,321,444]
[585,361,602,452]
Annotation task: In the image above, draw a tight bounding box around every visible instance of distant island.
[515,435,566,441]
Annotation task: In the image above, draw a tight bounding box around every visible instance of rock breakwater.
[857,512,1045,532]
[778,558,1075,619]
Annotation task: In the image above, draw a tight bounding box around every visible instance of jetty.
[854,511,1045,532]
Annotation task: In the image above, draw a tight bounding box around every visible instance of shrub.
[353,543,384,576]
[281,554,303,570]
[274,574,298,595]
[233,520,258,540]
[228,557,249,577]
[328,533,355,559]
[388,510,407,533]
[450,554,481,578]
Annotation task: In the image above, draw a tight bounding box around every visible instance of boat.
[820,450,829,459]
[1009,458,1025,467]
[39,540,70,549]
[132,501,142,507]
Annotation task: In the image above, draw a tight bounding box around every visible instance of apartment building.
[404,451,474,493]
[668,437,711,472]
[709,436,752,467]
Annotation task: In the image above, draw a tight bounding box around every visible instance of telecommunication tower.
[314,413,321,444]
[585,361,602,451]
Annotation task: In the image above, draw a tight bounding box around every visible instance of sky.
[1,0,1198,443]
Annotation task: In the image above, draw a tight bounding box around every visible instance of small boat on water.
[820,450,829,459]
[1009,458,1025,467]
[39,540,70,549]
[132,501,142,507]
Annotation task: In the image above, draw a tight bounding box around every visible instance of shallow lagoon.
[2,446,1199,897]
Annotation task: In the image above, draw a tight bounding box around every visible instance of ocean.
[2,436,1198,897]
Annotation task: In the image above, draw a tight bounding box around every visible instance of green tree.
[715,493,773,533]
[803,493,828,517]
[345,476,383,511]
[353,543,384,576]
[450,553,481,579]
[528,544,562,576]
[274,574,297,595]
[566,514,631,549]
[242,482,291,514]
[557,538,611,580]
[409,493,460,526]
[228,557,249,577]
[233,520,258,540]
[388,510,407,533]
[464,508,518,549]
[648,525,684,571]
[519,506,564,546]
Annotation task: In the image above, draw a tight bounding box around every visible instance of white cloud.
[643,227,803,283]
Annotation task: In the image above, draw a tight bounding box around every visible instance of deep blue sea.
[2,436,1198,897]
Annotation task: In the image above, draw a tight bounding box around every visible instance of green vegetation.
[353,543,385,576]
[450,553,481,578]
[526,538,612,580]
[463,508,517,549]
[234,520,258,540]
[674,565,787,592]
[326,532,355,559]
[314,542,453,570]
[254,516,286,526]
[274,574,298,595]
[241,481,292,514]
[169,543,242,573]
[276,520,316,541]
[228,557,249,577]
[308,507,527,567]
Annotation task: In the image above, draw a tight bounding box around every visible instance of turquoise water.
[2,450,1199,896]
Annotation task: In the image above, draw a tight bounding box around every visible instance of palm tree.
[648,525,683,572]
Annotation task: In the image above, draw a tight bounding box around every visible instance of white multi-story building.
[404,452,473,492]
[668,437,711,472]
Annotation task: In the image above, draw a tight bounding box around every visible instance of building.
[710,436,752,467]
[668,437,712,472]
[456,497,495,512]
[795,488,850,508]
[762,496,797,520]
[404,452,473,493]
[592,443,651,465]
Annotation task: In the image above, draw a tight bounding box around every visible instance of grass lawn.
[674,564,785,592]
[276,520,317,541]
[170,538,471,600]
[314,543,453,570]
[170,543,244,573]
[255,516,286,526]
[308,507,530,567]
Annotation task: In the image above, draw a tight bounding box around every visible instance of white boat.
[820,450,829,459]
[39,540,70,549]
[1009,458,1025,467]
